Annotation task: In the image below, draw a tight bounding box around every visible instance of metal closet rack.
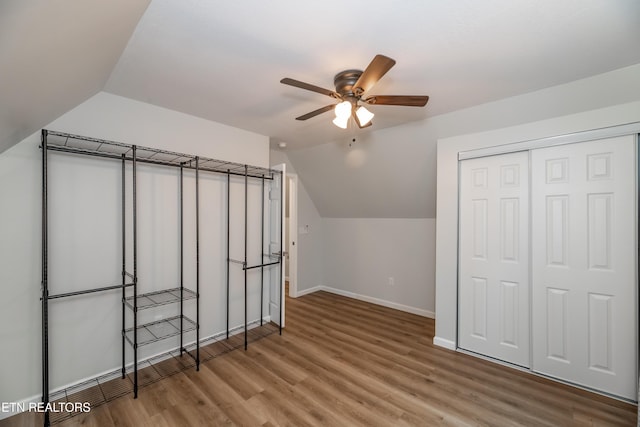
[225,160,283,351]
[40,130,283,427]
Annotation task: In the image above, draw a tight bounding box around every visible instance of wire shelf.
[124,315,196,347]
[124,287,196,311]
[44,130,278,179]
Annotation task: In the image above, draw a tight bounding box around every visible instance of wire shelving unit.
[40,130,284,426]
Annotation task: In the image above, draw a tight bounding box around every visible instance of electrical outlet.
[388,277,395,286]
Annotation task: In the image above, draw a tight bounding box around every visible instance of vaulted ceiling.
[106,0,640,150]
[2,1,640,218]
[2,0,640,154]
[0,0,151,154]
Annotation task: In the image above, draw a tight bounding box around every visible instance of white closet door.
[459,151,530,367]
[531,136,637,400]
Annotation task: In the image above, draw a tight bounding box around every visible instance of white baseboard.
[433,336,456,350]
[295,285,324,297]
[299,285,435,318]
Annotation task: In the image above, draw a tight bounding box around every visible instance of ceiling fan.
[280,54,429,129]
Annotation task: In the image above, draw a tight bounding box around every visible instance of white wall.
[51,92,268,167]
[287,64,640,219]
[287,129,436,218]
[274,145,437,317]
[0,92,271,411]
[322,218,435,317]
[434,101,640,349]
[270,149,323,293]
[283,64,640,324]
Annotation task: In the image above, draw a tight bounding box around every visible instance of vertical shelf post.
[41,130,50,427]
[121,154,126,379]
[260,175,265,326]
[195,157,200,370]
[244,165,248,350]
[279,170,284,336]
[226,171,230,339]
[132,145,138,398]
[179,165,184,354]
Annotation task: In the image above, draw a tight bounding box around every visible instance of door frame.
[287,173,299,298]
[458,122,640,161]
[268,163,286,329]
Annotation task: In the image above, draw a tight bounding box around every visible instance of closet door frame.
[458,122,640,161]
[456,121,640,402]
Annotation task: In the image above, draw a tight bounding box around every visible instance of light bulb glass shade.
[334,100,352,119]
[332,115,349,129]
[355,106,374,126]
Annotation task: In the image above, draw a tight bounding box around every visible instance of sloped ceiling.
[0,0,150,153]
[2,1,640,219]
[2,1,639,153]
[105,0,640,150]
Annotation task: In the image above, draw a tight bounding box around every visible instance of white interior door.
[459,151,530,367]
[268,164,285,327]
[531,136,637,400]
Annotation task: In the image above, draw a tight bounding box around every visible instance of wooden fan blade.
[353,55,396,96]
[295,104,336,121]
[363,95,429,107]
[281,78,339,99]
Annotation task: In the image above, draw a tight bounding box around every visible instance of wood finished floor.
[2,290,637,426]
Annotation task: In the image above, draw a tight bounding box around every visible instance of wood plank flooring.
[2,290,637,426]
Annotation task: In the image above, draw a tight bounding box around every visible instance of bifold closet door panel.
[531,136,637,400]
[458,151,530,367]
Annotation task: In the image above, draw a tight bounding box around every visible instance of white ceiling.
[2,0,640,154]
[1,0,639,218]
[0,0,150,153]
[103,0,640,150]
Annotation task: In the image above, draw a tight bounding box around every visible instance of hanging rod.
[243,260,280,271]
[48,283,134,300]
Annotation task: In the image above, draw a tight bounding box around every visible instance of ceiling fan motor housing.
[334,69,363,97]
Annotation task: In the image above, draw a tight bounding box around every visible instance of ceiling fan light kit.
[355,105,374,126]
[281,54,429,130]
[334,100,352,119]
[332,115,349,129]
